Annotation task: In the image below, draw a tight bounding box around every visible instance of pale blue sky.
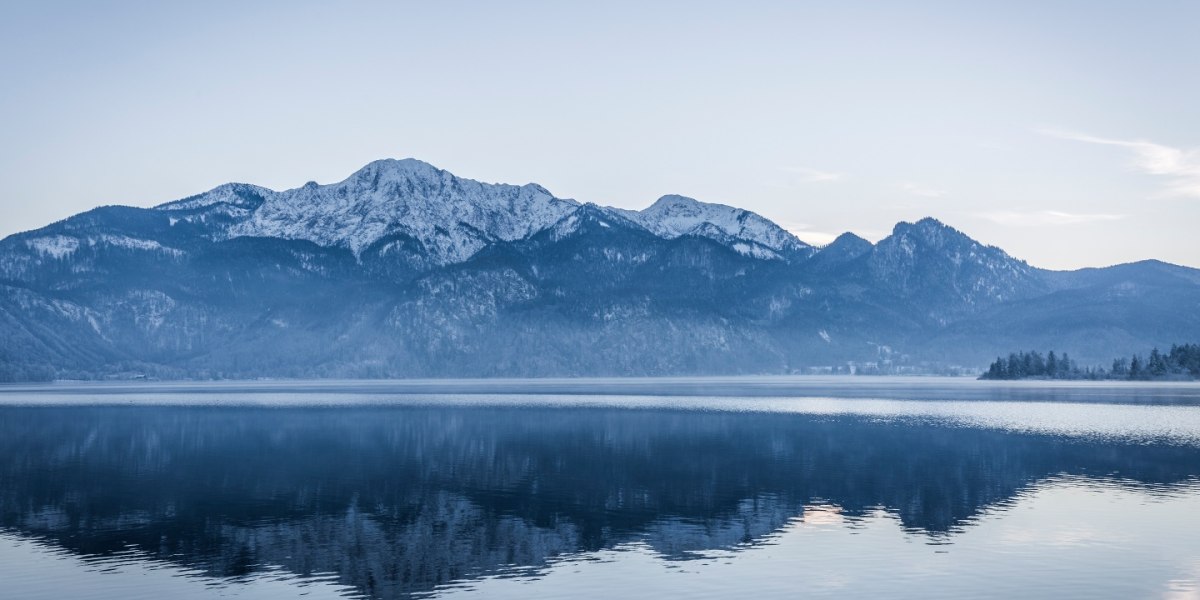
[2,1,1197,269]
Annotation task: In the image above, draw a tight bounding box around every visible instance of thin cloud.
[977,210,1126,226]
[777,220,841,246]
[1038,129,1200,198]
[897,182,947,198]
[781,166,844,183]
[792,230,841,246]
[778,220,884,246]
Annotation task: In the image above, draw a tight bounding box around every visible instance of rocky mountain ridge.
[1,158,1197,380]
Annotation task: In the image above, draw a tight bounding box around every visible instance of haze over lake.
[3,378,1199,599]
[4,2,1198,599]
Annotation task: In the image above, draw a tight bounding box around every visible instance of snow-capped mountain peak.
[157,182,273,212]
[146,159,813,265]
[217,158,580,264]
[613,195,809,257]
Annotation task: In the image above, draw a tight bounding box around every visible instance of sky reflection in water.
[1,379,1199,599]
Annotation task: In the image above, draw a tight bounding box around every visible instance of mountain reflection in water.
[1,401,1199,599]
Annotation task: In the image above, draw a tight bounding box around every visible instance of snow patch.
[94,235,183,256]
[614,195,807,254]
[158,183,271,211]
[25,236,79,259]
[550,214,581,239]
[731,242,781,260]
[228,159,579,264]
[25,235,183,258]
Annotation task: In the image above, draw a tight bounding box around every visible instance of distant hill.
[2,158,1198,380]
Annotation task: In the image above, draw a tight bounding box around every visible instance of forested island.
[980,344,1200,381]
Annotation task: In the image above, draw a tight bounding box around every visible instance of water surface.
[2,378,1199,599]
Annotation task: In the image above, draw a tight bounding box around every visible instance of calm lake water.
[2,377,1200,599]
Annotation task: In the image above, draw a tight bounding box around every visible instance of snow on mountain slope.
[142,159,810,265]
[220,159,580,265]
[21,234,183,259]
[613,195,810,258]
[23,235,80,259]
[157,182,274,211]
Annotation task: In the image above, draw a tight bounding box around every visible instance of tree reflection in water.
[1,405,1198,599]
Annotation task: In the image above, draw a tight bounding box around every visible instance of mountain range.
[2,158,1197,380]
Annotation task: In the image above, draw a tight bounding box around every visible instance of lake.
[2,377,1199,599]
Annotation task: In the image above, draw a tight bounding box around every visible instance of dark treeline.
[981,343,1200,381]
[0,363,56,383]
